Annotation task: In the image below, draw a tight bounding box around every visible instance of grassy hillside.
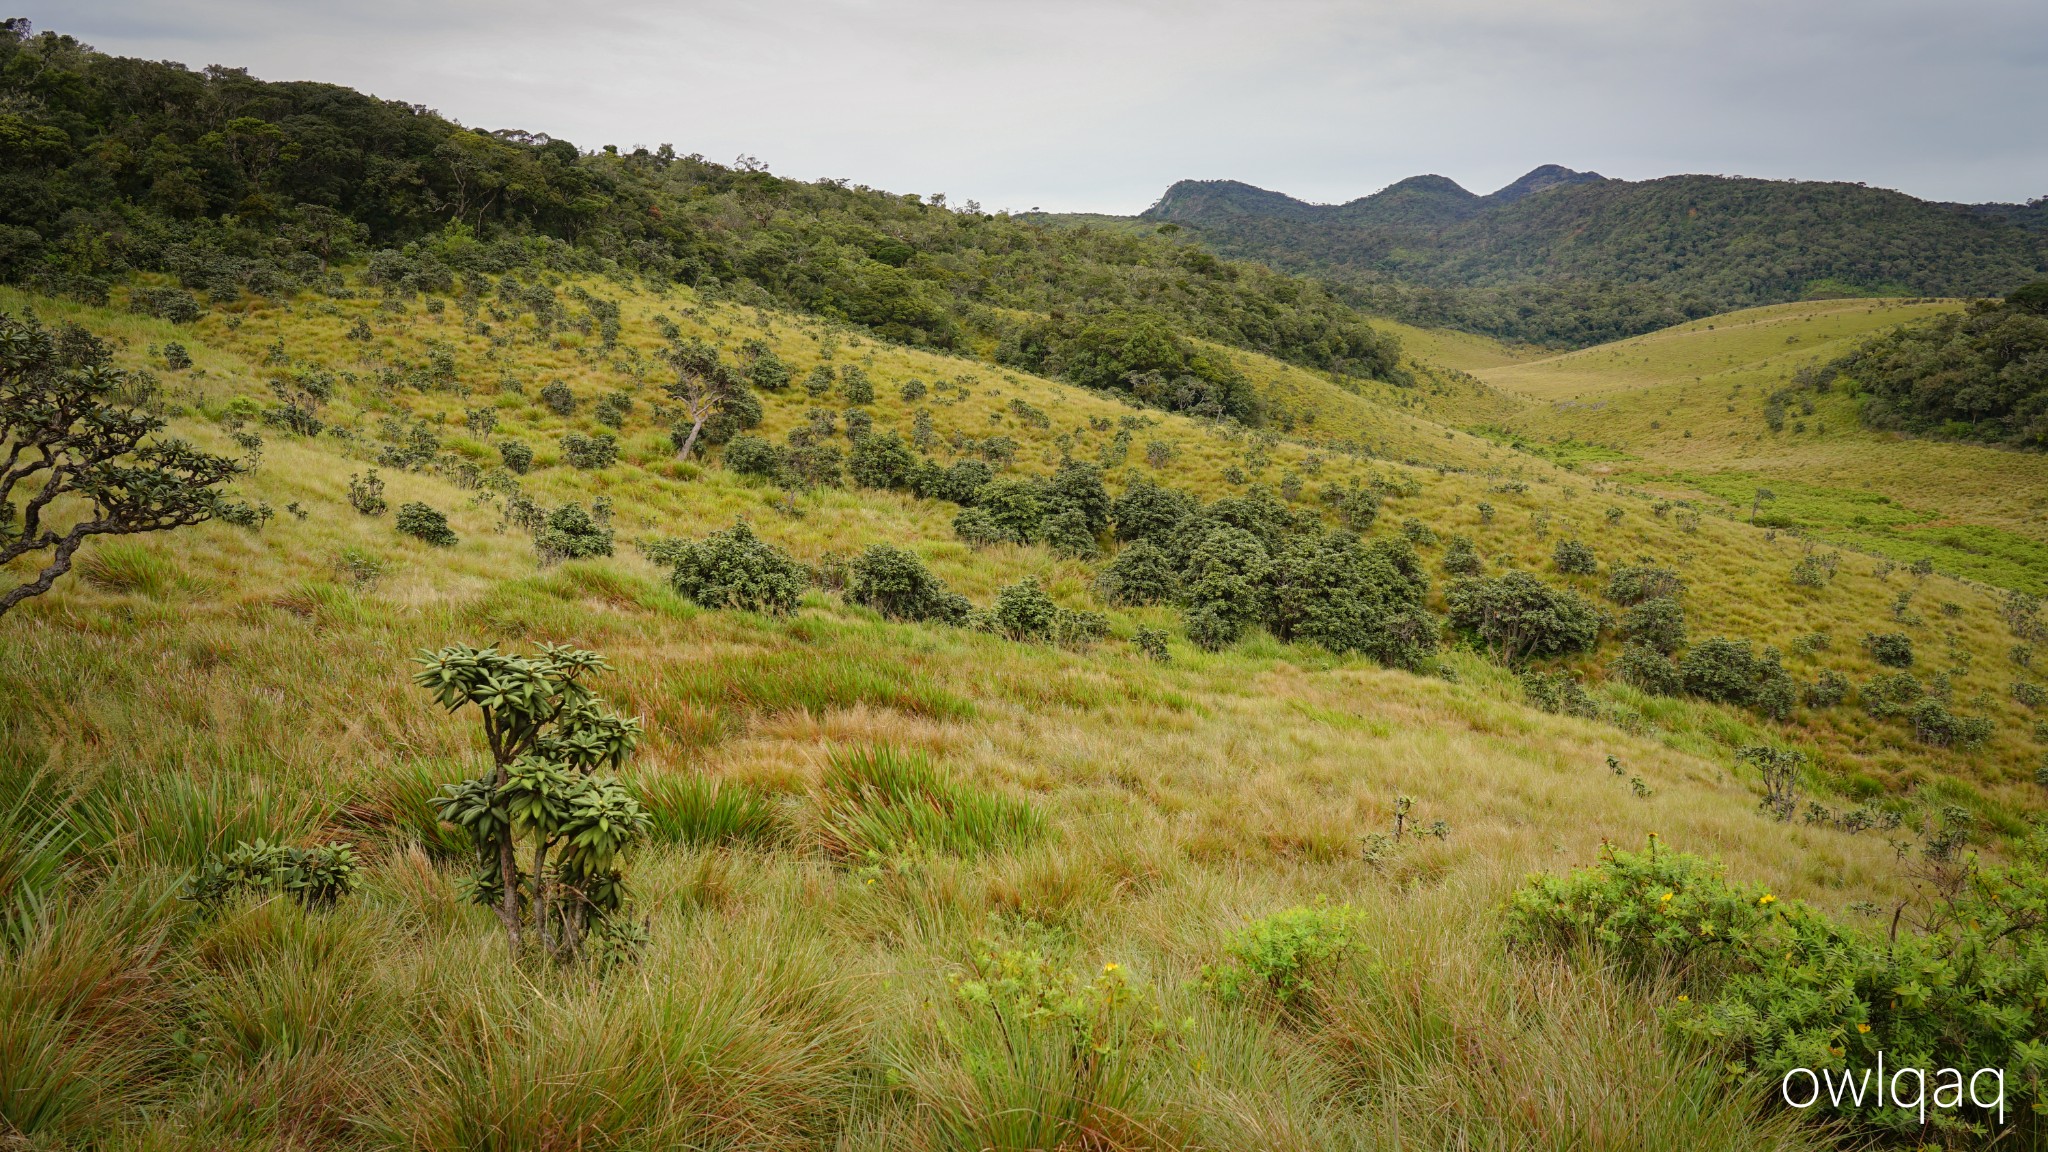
[4,264,2046,1147]
[1458,299,2048,592]
[1115,172,2048,346]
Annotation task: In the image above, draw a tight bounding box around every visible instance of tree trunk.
[532,835,551,956]
[494,764,522,954]
[674,416,706,461]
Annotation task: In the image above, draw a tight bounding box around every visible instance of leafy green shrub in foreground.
[416,643,648,963]
[1097,540,1180,607]
[1206,902,1366,1005]
[1680,637,1797,719]
[1621,595,1686,655]
[656,519,807,615]
[1506,833,2048,1139]
[181,839,360,912]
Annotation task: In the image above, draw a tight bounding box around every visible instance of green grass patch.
[666,648,974,723]
[816,746,1042,861]
[639,776,787,849]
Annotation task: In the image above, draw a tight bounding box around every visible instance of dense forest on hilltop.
[1813,280,2048,448]
[0,21,1402,420]
[1132,172,2048,347]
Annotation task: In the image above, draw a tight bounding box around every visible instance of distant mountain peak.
[1487,164,1606,203]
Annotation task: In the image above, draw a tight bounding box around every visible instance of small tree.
[1445,572,1602,664]
[664,339,733,461]
[1,314,244,617]
[655,519,807,614]
[416,644,648,960]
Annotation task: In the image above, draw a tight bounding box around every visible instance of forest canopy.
[0,20,1404,409]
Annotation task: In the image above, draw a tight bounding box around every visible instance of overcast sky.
[31,0,2048,213]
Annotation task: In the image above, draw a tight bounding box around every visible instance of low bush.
[181,839,361,912]
[721,432,781,480]
[497,439,533,474]
[1612,640,1683,695]
[1096,540,1179,607]
[658,520,807,615]
[1510,831,2048,1140]
[1553,538,1598,575]
[1605,562,1685,605]
[1446,571,1603,664]
[1679,637,1796,718]
[1521,669,1602,718]
[1863,631,1914,668]
[394,501,456,546]
[846,545,972,624]
[1802,669,1851,709]
[1205,902,1365,1005]
[534,502,614,563]
[1439,534,1484,576]
[847,431,916,490]
[1621,595,1686,654]
[560,431,619,470]
[539,379,576,415]
[347,469,387,516]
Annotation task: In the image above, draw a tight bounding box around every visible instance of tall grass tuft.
[817,746,1043,862]
[640,775,787,849]
[74,540,188,599]
[72,761,326,871]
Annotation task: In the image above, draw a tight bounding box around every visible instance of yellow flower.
[1660,892,1675,903]
[1677,995,1689,1003]
[1103,962,1121,973]
[1758,894,1777,906]
[1857,1023,1870,1034]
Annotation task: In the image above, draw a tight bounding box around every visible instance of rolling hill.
[1121,168,2048,346]
[3,18,2047,1152]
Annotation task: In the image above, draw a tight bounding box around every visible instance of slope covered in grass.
[3,258,2045,1147]
[1448,298,2048,593]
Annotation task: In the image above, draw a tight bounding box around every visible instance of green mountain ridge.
[1125,168,2048,347]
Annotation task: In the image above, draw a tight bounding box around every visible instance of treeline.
[0,21,1401,406]
[1136,174,2048,347]
[1808,281,2048,449]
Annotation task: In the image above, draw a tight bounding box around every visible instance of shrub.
[1205,903,1365,1005]
[1504,837,1779,975]
[1861,671,1924,718]
[747,349,791,391]
[659,520,807,614]
[161,340,192,370]
[976,477,1044,545]
[802,364,833,397]
[1330,484,1379,532]
[1908,699,1996,748]
[2015,681,2048,710]
[781,439,843,489]
[1133,626,1170,662]
[1401,517,1438,547]
[838,364,874,404]
[1553,538,1597,575]
[848,431,917,490]
[722,432,782,479]
[1604,562,1685,605]
[1862,631,1914,667]
[1041,459,1112,537]
[910,457,993,505]
[1521,669,1601,718]
[1439,534,1483,576]
[395,501,456,546]
[497,439,533,474]
[1111,478,1197,542]
[534,502,614,563]
[846,545,972,624]
[1268,534,1439,670]
[347,469,388,516]
[1621,595,1686,654]
[1803,669,1850,709]
[1515,833,2048,1139]
[560,431,619,469]
[1612,640,1683,695]
[843,407,873,440]
[417,643,647,962]
[182,839,361,912]
[1181,526,1272,651]
[1679,637,1796,717]
[952,507,1008,547]
[988,577,1061,641]
[592,391,632,428]
[1096,540,1179,606]
[1788,555,1830,588]
[1040,506,1099,559]
[539,380,576,415]
[1445,571,1602,664]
